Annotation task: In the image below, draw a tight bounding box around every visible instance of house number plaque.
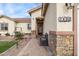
[58,16,71,22]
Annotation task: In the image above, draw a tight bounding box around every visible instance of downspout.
[73,4,77,56]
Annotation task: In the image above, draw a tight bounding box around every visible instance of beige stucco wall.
[0,18,16,36]
[43,3,73,34]
[57,3,73,31]
[77,4,79,55]
[43,3,57,34]
[31,9,42,31]
[16,23,31,33]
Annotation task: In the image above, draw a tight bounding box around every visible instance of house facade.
[14,18,31,34]
[0,15,31,36]
[43,3,77,56]
[28,5,42,38]
[28,3,77,56]
[42,3,77,56]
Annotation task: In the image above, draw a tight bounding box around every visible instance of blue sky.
[0,3,41,18]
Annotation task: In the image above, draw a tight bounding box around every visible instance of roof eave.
[0,15,15,22]
[27,5,42,15]
[42,3,49,16]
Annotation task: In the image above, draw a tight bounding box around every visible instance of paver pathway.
[17,39,50,56]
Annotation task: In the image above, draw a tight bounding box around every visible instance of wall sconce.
[65,3,74,9]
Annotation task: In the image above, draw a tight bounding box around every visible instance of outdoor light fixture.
[65,3,74,9]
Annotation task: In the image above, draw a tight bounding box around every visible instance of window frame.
[27,23,31,30]
[0,23,8,31]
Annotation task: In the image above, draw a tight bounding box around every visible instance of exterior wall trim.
[42,3,49,16]
[49,31,74,35]
[73,4,77,56]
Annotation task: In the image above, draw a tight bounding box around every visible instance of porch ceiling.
[36,17,44,25]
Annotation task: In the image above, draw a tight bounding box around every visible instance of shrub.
[15,31,24,40]
[5,33,10,36]
[14,31,24,48]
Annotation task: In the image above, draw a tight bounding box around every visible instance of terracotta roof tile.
[14,18,31,23]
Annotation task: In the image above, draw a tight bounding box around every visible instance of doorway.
[36,17,44,37]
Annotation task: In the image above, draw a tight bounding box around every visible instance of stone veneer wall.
[48,34,57,55]
[31,30,37,38]
[48,34,74,56]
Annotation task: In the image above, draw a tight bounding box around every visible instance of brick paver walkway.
[17,39,49,56]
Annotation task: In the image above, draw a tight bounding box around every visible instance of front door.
[38,25,43,36]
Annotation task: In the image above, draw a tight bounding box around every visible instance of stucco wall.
[43,3,73,34]
[57,3,73,31]
[44,3,74,56]
[77,5,79,55]
[0,18,15,36]
[16,23,31,33]
[43,3,57,34]
[31,9,41,31]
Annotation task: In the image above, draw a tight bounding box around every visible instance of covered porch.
[36,16,44,37]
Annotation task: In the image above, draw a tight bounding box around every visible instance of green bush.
[14,31,24,48]
[5,33,10,36]
[15,31,24,40]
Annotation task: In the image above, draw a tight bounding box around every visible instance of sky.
[0,3,41,18]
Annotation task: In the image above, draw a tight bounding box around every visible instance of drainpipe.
[73,4,77,56]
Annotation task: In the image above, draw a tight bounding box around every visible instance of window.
[0,23,8,31]
[27,24,31,30]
